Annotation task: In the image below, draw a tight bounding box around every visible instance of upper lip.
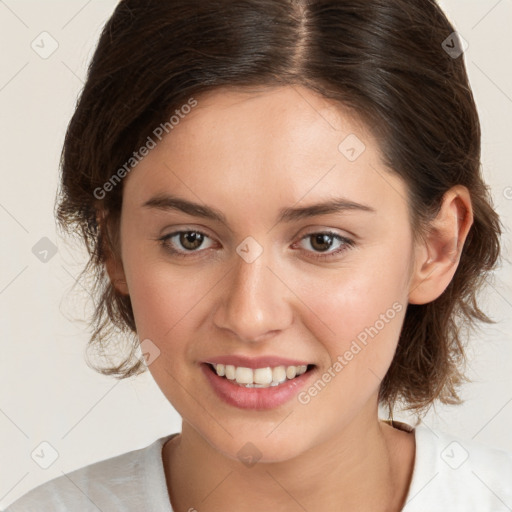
[204,355,313,369]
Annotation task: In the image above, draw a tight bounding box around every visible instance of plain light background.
[0,0,511,508]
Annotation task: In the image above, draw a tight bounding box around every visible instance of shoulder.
[403,424,512,511]
[3,434,176,512]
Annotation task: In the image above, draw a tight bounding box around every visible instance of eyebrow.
[142,193,376,225]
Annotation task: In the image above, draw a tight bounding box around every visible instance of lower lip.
[200,363,316,410]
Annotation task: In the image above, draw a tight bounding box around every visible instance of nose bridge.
[213,246,292,342]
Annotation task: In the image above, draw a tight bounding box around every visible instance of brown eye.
[179,231,204,251]
[296,231,355,261]
[309,233,335,252]
[159,230,215,257]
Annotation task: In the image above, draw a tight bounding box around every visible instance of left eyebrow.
[277,198,376,223]
[141,193,376,226]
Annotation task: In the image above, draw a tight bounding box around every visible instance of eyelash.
[157,230,355,261]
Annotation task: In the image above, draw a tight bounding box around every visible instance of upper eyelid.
[160,223,354,238]
[160,227,351,241]
[156,213,361,243]
[294,231,354,251]
[161,228,353,251]
[161,229,215,246]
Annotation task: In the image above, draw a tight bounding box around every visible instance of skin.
[106,85,473,511]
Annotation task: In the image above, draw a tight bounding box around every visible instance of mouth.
[205,362,316,388]
[199,354,318,410]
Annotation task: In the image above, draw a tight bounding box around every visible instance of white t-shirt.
[3,424,512,511]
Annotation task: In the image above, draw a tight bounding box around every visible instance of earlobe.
[408,185,473,305]
[105,256,129,296]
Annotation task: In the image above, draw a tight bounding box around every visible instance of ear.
[408,185,473,305]
[97,209,129,296]
[105,251,129,296]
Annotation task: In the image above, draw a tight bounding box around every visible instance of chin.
[203,429,311,466]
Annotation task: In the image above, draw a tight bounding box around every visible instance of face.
[117,85,416,462]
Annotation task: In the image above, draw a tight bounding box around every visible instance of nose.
[212,247,294,343]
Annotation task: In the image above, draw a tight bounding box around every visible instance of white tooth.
[286,366,297,379]
[296,365,307,375]
[216,364,225,377]
[272,366,287,384]
[225,365,236,380]
[235,366,254,384]
[253,367,273,385]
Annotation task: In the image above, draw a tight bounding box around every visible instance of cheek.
[121,242,215,353]
[123,260,216,412]
[291,270,407,432]
[298,248,410,379]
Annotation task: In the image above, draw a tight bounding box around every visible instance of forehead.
[123,85,409,222]
[174,85,370,154]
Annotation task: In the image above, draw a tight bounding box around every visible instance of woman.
[5,0,511,511]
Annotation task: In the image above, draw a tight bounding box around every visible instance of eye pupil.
[311,233,333,252]
[180,231,203,250]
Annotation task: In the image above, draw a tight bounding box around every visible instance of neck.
[163,408,415,512]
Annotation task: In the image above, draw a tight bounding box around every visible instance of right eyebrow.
[142,194,228,223]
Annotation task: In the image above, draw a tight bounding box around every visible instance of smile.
[209,363,310,388]
[201,362,317,410]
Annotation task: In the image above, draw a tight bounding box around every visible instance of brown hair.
[56,0,502,416]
